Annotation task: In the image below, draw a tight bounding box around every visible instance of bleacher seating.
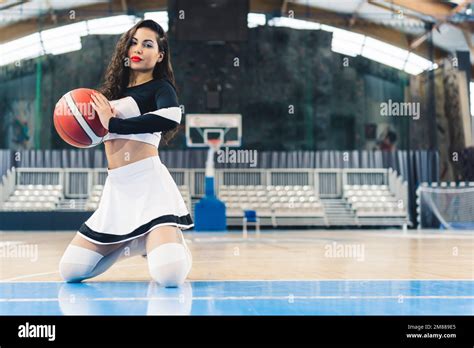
[219,185,324,217]
[1,184,63,211]
[0,173,408,227]
[178,185,192,214]
[343,184,406,217]
[85,184,104,210]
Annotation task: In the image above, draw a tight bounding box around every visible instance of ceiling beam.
[349,0,367,27]
[0,0,28,11]
[367,0,428,22]
[280,0,289,15]
[409,0,472,50]
[0,0,166,42]
[387,0,455,20]
[250,0,284,14]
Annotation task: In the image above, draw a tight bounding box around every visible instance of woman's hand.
[90,92,117,130]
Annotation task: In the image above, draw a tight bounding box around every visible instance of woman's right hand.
[90,92,117,130]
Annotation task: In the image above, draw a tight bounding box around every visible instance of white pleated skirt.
[78,155,193,245]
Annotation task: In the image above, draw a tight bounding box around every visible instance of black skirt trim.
[78,214,194,244]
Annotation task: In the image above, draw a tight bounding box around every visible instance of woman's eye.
[145,44,153,48]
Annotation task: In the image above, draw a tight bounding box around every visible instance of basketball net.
[208,139,222,152]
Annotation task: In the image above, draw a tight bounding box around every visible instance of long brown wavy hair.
[99,19,180,146]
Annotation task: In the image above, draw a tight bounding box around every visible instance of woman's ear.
[156,54,164,64]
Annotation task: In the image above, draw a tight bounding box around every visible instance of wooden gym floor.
[1,229,472,282]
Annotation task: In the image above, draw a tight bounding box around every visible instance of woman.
[58,19,194,287]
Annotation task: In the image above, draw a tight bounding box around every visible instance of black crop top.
[107,78,181,135]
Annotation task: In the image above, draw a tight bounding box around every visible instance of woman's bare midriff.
[104,139,158,169]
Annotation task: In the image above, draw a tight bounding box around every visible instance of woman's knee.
[147,242,192,287]
[58,244,104,283]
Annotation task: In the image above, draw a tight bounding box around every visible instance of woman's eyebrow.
[131,37,155,43]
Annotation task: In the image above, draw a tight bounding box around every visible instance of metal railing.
[317,170,340,197]
[16,168,63,186]
[342,168,388,186]
[64,169,93,199]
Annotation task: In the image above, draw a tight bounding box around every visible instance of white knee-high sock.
[59,236,147,283]
[147,242,192,288]
[59,245,103,283]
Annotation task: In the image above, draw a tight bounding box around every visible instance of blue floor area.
[0,280,473,315]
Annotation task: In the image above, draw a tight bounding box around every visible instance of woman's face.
[128,27,163,71]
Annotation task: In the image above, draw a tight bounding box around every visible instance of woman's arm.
[107,108,180,134]
[91,83,181,134]
[108,84,181,134]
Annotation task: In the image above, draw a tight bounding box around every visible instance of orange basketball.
[53,88,108,148]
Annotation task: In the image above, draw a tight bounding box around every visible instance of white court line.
[1,271,60,282]
[191,235,474,243]
[192,238,335,243]
[0,295,473,303]
[356,233,474,240]
[1,279,473,283]
[0,259,223,282]
[0,263,147,282]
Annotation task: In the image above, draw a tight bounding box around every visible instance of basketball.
[53,88,108,148]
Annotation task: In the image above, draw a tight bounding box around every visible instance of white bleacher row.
[344,184,389,191]
[347,196,398,203]
[85,184,105,210]
[344,190,393,197]
[343,185,392,198]
[343,184,406,217]
[14,184,63,190]
[2,202,58,210]
[222,185,314,192]
[219,185,324,217]
[224,196,319,203]
[1,185,63,211]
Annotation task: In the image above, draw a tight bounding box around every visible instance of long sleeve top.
[102,78,181,147]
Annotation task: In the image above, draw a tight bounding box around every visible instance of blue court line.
[0,280,472,315]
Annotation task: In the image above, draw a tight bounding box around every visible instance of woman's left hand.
[90,92,116,130]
